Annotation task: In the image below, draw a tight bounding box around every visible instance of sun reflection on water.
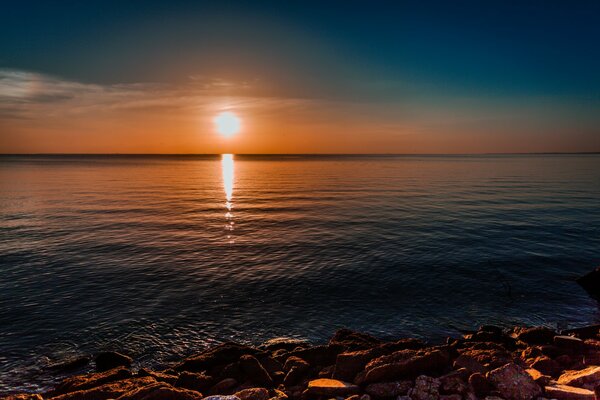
[221,154,235,242]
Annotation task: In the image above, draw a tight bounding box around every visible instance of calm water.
[1,154,600,392]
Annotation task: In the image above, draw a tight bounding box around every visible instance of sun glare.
[214,111,241,137]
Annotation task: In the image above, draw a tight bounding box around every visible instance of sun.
[214,111,241,137]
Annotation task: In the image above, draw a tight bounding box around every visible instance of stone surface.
[116,383,204,400]
[51,377,156,400]
[306,378,360,397]
[358,349,449,384]
[95,352,133,372]
[410,375,440,400]
[577,266,600,299]
[544,384,595,400]
[202,397,240,400]
[258,338,309,352]
[209,378,238,395]
[525,368,551,386]
[530,356,560,377]
[234,387,270,400]
[51,367,133,396]
[239,355,274,387]
[468,372,491,397]
[329,329,382,351]
[554,336,586,351]
[177,343,260,372]
[439,370,468,394]
[364,381,412,397]
[515,327,556,345]
[487,363,541,400]
[4,395,44,400]
[557,366,600,389]
[175,371,213,392]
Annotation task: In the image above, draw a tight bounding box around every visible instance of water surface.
[1,154,600,392]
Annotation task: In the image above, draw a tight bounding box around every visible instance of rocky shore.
[6,325,600,400]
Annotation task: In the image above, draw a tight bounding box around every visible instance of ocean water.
[1,154,600,392]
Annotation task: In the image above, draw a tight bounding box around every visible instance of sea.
[1,154,599,392]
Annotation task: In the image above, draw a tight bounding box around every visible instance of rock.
[577,267,600,299]
[258,338,310,352]
[50,367,132,396]
[487,363,541,400]
[515,327,556,345]
[175,371,213,392]
[364,381,412,397]
[48,356,91,371]
[555,336,586,351]
[439,395,461,400]
[530,356,560,377]
[234,388,270,400]
[4,395,43,400]
[209,378,238,395]
[306,378,360,397]
[202,397,240,400]
[176,343,261,372]
[358,349,449,384]
[283,365,308,387]
[239,355,274,387]
[525,368,551,386]
[469,372,491,397]
[95,352,133,372]
[544,384,595,400]
[329,329,382,351]
[439,370,468,394]
[410,375,440,400]
[117,382,204,400]
[137,368,178,385]
[287,345,343,367]
[453,354,487,374]
[557,366,600,389]
[318,365,335,378]
[283,356,309,372]
[51,377,156,400]
[562,325,600,340]
[270,388,289,400]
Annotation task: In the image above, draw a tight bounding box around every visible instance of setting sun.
[214,111,241,137]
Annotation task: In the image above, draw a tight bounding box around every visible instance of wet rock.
[283,357,310,372]
[234,387,270,400]
[468,372,491,397]
[209,378,238,395]
[51,377,156,400]
[562,325,600,340]
[175,371,213,392]
[577,266,600,299]
[4,395,43,400]
[453,354,487,374]
[329,329,382,351]
[287,345,343,367]
[137,368,178,385]
[515,327,556,346]
[529,356,560,377]
[283,366,308,387]
[177,343,261,372]
[554,336,586,351]
[439,370,468,394]
[358,349,449,384]
[50,366,132,396]
[117,382,204,400]
[346,395,371,400]
[95,352,133,372]
[202,397,240,400]
[487,363,541,400]
[364,380,411,397]
[318,365,335,378]
[257,355,284,377]
[544,384,595,400]
[557,366,600,389]
[259,338,310,352]
[410,375,440,400]
[239,355,274,387]
[524,368,551,386]
[48,356,91,371]
[270,388,289,400]
[305,378,360,397]
[439,395,461,400]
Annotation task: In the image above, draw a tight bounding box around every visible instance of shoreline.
[6,324,600,400]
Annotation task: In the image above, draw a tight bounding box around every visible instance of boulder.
[487,363,541,400]
[525,368,551,386]
[50,367,132,396]
[286,345,342,367]
[577,266,600,299]
[4,395,43,400]
[176,343,261,372]
[175,371,213,392]
[48,356,90,371]
[116,383,203,400]
[234,388,270,400]
[439,370,468,394]
[439,395,462,400]
[530,356,560,377]
[95,352,133,372]
[305,378,360,397]
[357,349,449,384]
[239,355,273,387]
[202,397,240,400]
[137,368,178,385]
[51,377,156,400]
[453,354,487,374]
[515,327,556,345]
[208,378,238,395]
[283,356,309,372]
[554,336,586,351]
[544,384,595,400]
[468,372,491,397]
[364,381,411,397]
[557,366,600,389]
[562,325,600,340]
[329,329,382,351]
[410,375,440,400]
[258,338,309,352]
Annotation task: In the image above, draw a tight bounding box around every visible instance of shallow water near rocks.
[1,154,600,392]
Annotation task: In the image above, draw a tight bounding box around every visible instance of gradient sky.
[1,0,599,153]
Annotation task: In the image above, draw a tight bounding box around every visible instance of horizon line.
[1,152,600,156]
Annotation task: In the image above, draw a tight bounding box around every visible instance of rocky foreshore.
[6,325,600,400]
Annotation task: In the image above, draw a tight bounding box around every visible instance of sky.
[1,0,599,154]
